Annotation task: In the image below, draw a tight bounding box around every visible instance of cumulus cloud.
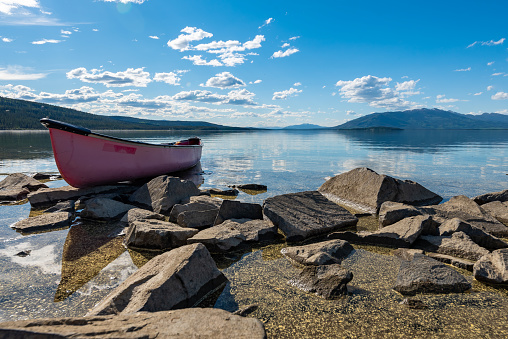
[66,67,152,87]
[60,29,71,35]
[153,71,186,85]
[0,66,46,80]
[436,94,459,103]
[492,92,508,100]
[182,55,222,67]
[272,87,302,100]
[2,37,13,42]
[293,82,302,87]
[172,88,257,106]
[271,47,299,58]
[167,27,213,51]
[0,0,39,15]
[454,67,471,72]
[31,38,62,44]
[467,38,505,48]
[253,79,262,84]
[487,86,494,91]
[335,75,423,109]
[201,72,245,89]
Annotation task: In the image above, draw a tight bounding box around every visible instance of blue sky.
[0,0,506,127]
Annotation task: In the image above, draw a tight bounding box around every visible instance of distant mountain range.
[1,96,507,130]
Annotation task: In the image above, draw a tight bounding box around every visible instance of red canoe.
[41,118,203,188]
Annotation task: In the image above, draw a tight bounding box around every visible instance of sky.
[0,0,506,127]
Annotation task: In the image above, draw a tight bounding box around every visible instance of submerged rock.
[124,219,198,250]
[88,243,227,315]
[263,191,358,242]
[0,308,266,339]
[289,264,353,299]
[281,239,354,266]
[473,249,508,284]
[318,167,442,214]
[393,254,471,295]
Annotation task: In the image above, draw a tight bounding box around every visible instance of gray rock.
[263,191,358,242]
[43,200,75,214]
[439,218,508,251]
[0,173,48,201]
[318,167,442,214]
[209,188,239,196]
[80,197,136,220]
[235,184,267,191]
[177,209,219,229]
[0,308,266,339]
[88,243,228,315]
[426,252,475,272]
[481,201,508,224]
[214,199,263,225]
[225,218,278,242]
[417,232,490,261]
[0,187,30,201]
[281,239,354,266]
[129,175,200,214]
[11,212,72,233]
[392,248,425,261]
[119,208,165,225]
[169,195,221,223]
[473,249,508,284]
[124,219,199,250]
[187,224,246,252]
[378,201,424,227]
[289,264,353,299]
[28,185,133,207]
[474,189,508,205]
[393,253,471,295]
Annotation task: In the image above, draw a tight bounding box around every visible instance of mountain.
[282,123,324,130]
[0,96,248,131]
[335,108,508,130]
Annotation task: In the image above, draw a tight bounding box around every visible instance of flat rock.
[263,191,358,242]
[177,209,219,229]
[11,212,72,233]
[288,264,353,299]
[119,207,165,225]
[124,219,199,250]
[129,175,200,214]
[393,253,472,295]
[439,218,508,251]
[474,189,508,205]
[88,243,227,315]
[474,249,508,284]
[28,184,133,207]
[426,252,475,272]
[281,239,354,266]
[80,197,136,220]
[187,224,246,252]
[378,201,424,227]
[224,218,278,242]
[481,201,508,224]
[417,232,489,261]
[318,167,442,214]
[0,187,30,201]
[169,195,221,223]
[392,248,425,261]
[43,200,75,214]
[0,308,266,339]
[214,199,263,225]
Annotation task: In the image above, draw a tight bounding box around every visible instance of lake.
[1,129,508,337]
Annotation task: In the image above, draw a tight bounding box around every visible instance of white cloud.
[253,79,262,84]
[487,85,494,91]
[436,94,459,103]
[153,71,186,86]
[293,82,302,87]
[66,67,152,87]
[0,0,39,15]
[2,37,13,42]
[60,29,71,35]
[473,92,483,96]
[182,55,222,66]
[31,38,62,44]
[259,17,274,29]
[335,75,419,109]
[172,88,257,106]
[149,35,159,40]
[454,67,471,72]
[281,43,290,48]
[201,72,245,89]
[0,65,46,80]
[167,26,213,51]
[272,87,302,100]
[271,47,299,58]
[467,38,505,48]
[492,72,504,76]
[487,61,495,66]
[289,36,300,41]
[492,92,508,100]
[99,0,148,3]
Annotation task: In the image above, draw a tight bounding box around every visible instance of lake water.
[1,129,508,336]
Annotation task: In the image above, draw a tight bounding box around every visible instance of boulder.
[281,239,354,266]
[0,188,30,201]
[417,232,490,261]
[169,195,221,223]
[473,249,508,284]
[43,200,75,214]
[329,215,434,247]
[288,264,353,299]
[378,201,424,227]
[214,199,263,226]
[439,218,508,251]
[393,254,471,295]
[318,167,442,214]
[187,224,246,252]
[28,185,134,207]
[481,201,508,224]
[11,212,72,233]
[129,175,200,214]
[473,189,508,205]
[124,219,199,250]
[263,191,358,242]
[0,308,266,339]
[224,218,278,242]
[119,208,165,225]
[177,209,220,229]
[88,243,227,315]
[0,173,48,201]
[80,198,136,220]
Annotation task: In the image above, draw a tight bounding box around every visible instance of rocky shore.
[1,167,508,338]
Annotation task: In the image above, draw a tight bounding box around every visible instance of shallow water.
[0,129,508,336]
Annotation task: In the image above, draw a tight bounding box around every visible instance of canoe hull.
[47,128,202,188]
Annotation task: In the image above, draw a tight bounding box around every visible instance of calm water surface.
[1,129,508,336]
